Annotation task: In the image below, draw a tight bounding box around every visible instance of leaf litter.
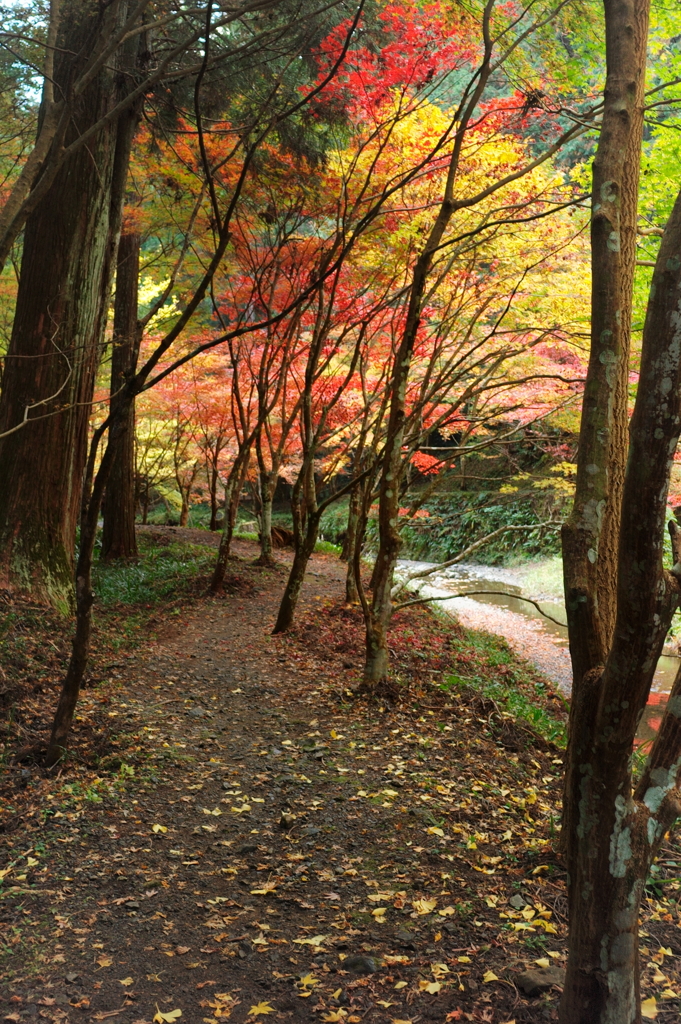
[1,536,681,1022]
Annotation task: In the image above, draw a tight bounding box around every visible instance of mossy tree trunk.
[0,0,139,608]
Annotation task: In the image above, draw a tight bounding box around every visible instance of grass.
[442,626,568,748]
[92,537,216,607]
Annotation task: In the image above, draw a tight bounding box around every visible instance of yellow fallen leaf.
[153,1008,182,1023]
[431,963,449,978]
[119,977,134,986]
[371,908,387,920]
[251,882,277,895]
[418,980,441,994]
[376,1002,394,1009]
[426,827,444,837]
[0,867,12,880]
[26,857,39,868]
[298,974,319,990]
[641,997,657,1019]
[482,970,499,983]
[661,989,679,1000]
[394,981,408,990]
[203,807,223,816]
[391,1019,413,1024]
[457,956,471,963]
[534,958,550,969]
[248,1002,276,1016]
[293,935,327,947]
[322,1012,347,1022]
[152,824,167,833]
[437,906,455,917]
[412,898,437,916]
[96,956,113,968]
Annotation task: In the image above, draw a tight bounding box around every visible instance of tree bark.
[210,449,250,591]
[0,0,140,608]
[101,231,141,561]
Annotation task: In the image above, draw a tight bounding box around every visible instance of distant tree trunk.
[272,469,320,633]
[208,460,221,530]
[343,484,362,605]
[257,468,278,566]
[0,1,140,609]
[211,449,250,591]
[101,231,141,561]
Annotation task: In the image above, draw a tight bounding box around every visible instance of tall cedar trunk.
[101,231,141,560]
[560,185,681,1023]
[210,450,250,591]
[0,0,137,609]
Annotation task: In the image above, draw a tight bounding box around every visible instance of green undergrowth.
[92,537,216,607]
[443,626,568,748]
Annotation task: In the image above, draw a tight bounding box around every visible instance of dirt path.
[1,542,678,1023]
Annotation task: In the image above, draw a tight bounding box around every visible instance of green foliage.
[92,538,215,607]
[389,491,566,565]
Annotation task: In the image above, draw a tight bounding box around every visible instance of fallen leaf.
[376,1001,394,1008]
[153,1008,182,1023]
[482,970,499,983]
[394,981,408,990]
[437,906,455,917]
[457,957,471,964]
[293,935,327,947]
[96,956,113,968]
[203,807,223,816]
[426,827,444,837]
[248,1003,275,1016]
[412,898,437,916]
[322,1013,347,1023]
[641,997,657,1019]
[418,980,441,994]
[119,977,134,987]
[152,825,167,834]
[176,946,190,955]
[534,958,550,969]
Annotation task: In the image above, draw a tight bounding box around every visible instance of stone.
[344,955,377,975]
[395,929,416,949]
[509,893,527,910]
[65,973,80,984]
[516,967,565,997]
[238,843,258,855]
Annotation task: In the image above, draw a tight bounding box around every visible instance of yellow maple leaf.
[641,997,657,1019]
[153,1008,182,1023]
[248,1002,276,1016]
[119,977,134,986]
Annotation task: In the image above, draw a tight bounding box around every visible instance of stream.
[396,557,680,744]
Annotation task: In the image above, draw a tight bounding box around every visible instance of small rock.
[188,707,205,718]
[516,967,565,997]
[238,843,258,855]
[279,812,296,830]
[509,893,527,910]
[125,901,140,910]
[65,973,80,984]
[344,955,377,975]
[395,929,416,949]
[303,825,320,836]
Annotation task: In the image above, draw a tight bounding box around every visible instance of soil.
[1,536,680,1024]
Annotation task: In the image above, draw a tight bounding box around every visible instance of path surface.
[0,543,573,1024]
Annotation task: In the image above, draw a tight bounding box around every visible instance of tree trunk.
[257,469,277,565]
[0,1,139,608]
[209,462,221,530]
[343,485,361,605]
[101,231,141,560]
[560,183,681,1021]
[211,450,250,591]
[272,519,318,633]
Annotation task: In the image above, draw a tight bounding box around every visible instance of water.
[396,559,680,743]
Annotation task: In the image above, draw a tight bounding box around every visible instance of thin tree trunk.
[344,488,361,605]
[209,461,220,530]
[101,231,141,560]
[210,449,250,591]
[272,518,319,633]
[0,1,139,608]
